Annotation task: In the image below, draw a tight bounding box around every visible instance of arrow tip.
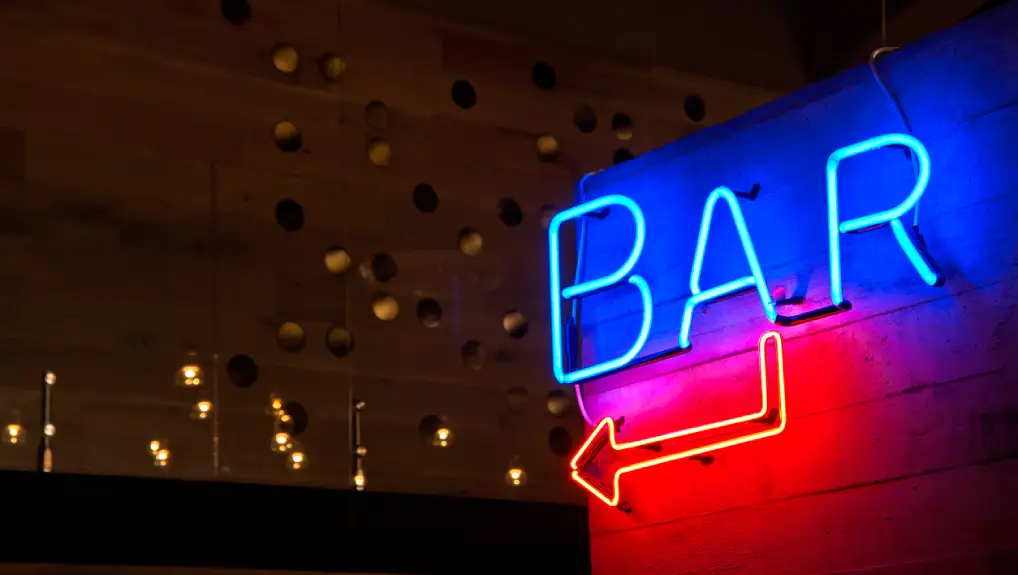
[570,417,622,507]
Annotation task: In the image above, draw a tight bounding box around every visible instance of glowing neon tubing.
[570,330,788,508]
[826,133,940,306]
[679,187,777,349]
[548,194,652,384]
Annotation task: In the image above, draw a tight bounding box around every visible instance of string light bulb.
[271,431,293,453]
[175,360,203,388]
[267,394,284,417]
[153,448,171,467]
[149,440,161,453]
[288,450,305,470]
[505,465,528,487]
[353,469,366,491]
[432,426,454,448]
[5,423,23,445]
[190,400,213,421]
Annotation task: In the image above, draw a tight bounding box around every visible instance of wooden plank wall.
[577,3,1018,574]
[0,0,779,504]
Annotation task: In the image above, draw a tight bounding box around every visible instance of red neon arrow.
[570,331,788,508]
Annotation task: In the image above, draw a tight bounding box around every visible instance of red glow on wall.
[571,331,787,508]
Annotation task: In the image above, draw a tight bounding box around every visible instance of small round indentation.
[416,298,442,328]
[372,293,399,321]
[502,310,529,339]
[276,321,305,353]
[536,135,559,162]
[274,199,304,232]
[272,44,299,73]
[367,139,391,167]
[324,247,351,274]
[548,427,574,457]
[684,94,706,122]
[412,183,438,213]
[320,54,346,81]
[531,61,557,90]
[539,205,558,229]
[365,100,389,130]
[547,389,571,417]
[325,326,354,358]
[461,340,485,370]
[451,80,476,109]
[498,198,523,227]
[369,253,397,283]
[613,148,635,165]
[227,354,259,388]
[458,228,483,256]
[612,113,634,140]
[574,105,597,133]
[221,0,251,25]
[281,401,309,435]
[506,386,529,413]
[273,121,302,153]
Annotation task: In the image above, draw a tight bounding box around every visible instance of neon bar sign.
[548,133,943,385]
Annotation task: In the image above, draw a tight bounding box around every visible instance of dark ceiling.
[382,0,1004,91]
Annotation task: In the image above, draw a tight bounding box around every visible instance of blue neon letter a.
[679,187,777,349]
[548,195,653,384]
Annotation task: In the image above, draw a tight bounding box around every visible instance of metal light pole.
[38,370,55,472]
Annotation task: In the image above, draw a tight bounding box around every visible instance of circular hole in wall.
[365,100,389,130]
[536,135,560,162]
[506,386,529,413]
[613,148,635,165]
[324,247,352,274]
[372,293,399,321]
[539,205,558,229]
[418,414,450,443]
[547,389,571,417]
[369,253,398,283]
[367,139,391,167]
[221,0,251,25]
[611,113,634,141]
[502,310,529,339]
[416,298,442,328]
[272,121,302,153]
[325,326,354,358]
[574,104,597,133]
[684,94,706,122]
[498,198,523,227]
[276,321,306,353]
[275,199,304,232]
[412,183,438,213]
[548,427,574,457]
[272,44,299,73]
[461,340,485,370]
[458,228,483,256]
[281,401,309,435]
[320,54,346,81]
[227,354,259,388]
[451,80,476,109]
[531,61,557,90]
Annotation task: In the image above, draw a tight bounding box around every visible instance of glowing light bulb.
[432,426,454,448]
[505,466,528,487]
[154,448,171,467]
[356,445,367,457]
[271,431,293,453]
[44,423,55,437]
[175,362,204,387]
[191,400,213,420]
[268,394,284,417]
[5,424,23,445]
[149,440,161,453]
[288,450,305,470]
[353,470,366,491]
